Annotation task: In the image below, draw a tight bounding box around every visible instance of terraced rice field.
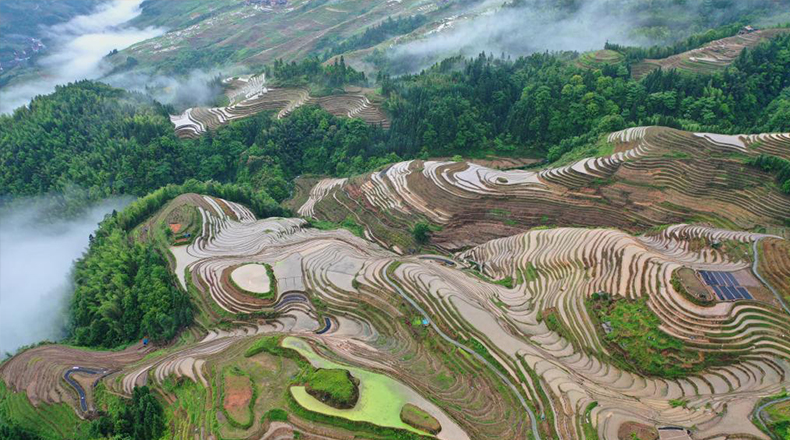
[291,126,790,251]
[4,126,790,439]
[632,28,790,79]
[575,49,625,69]
[170,78,389,139]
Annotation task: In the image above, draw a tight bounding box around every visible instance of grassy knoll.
[400,403,441,434]
[262,408,289,423]
[764,398,790,438]
[305,368,359,409]
[588,295,734,378]
[575,50,625,69]
[0,380,89,440]
[307,216,365,238]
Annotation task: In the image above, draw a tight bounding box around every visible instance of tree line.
[318,15,427,61]
[379,31,790,160]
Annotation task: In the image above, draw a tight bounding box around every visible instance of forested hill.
[3,31,790,213]
[0,81,393,213]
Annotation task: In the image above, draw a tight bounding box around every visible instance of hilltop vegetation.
[589,295,731,378]
[0,80,391,212]
[383,31,790,160]
[305,369,360,409]
[749,154,790,193]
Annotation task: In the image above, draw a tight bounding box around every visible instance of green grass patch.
[262,408,289,423]
[582,401,599,440]
[307,216,365,237]
[0,380,89,440]
[669,398,688,408]
[400,403,441,435]
[492,275,514,289]
[588,296,736,378]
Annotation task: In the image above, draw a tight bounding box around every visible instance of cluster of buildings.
[245,0,288,7]
[0,38,45,73]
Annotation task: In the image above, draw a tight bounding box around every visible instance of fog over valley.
[0,198,131,356]
[0,0,163,114]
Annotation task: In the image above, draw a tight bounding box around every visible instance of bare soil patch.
[618,421,658,440]
[223,373,253,424]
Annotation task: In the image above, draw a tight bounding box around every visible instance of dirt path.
[753,239,790,316]
[383,264,542,440]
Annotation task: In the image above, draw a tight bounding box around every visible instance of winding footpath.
[752,239,790,316]
[384,264,542,440]
[749,238,788,439]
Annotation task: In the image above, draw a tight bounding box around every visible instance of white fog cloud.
[387,0,769,74]
[0,0,164,114]
[0,198,131,356]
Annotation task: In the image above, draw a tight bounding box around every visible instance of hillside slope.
[632,28,790,78]
[289,126,790,251]
[2,191,790,439]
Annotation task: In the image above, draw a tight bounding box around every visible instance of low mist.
[0,198,131,356]
[106,69,226,111]
[386,0,777,74]
[0,0,164,114]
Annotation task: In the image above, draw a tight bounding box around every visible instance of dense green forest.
[382,31,790,159]
[88,386,165,440]
[0,80,390,213]
[70,226,193,348]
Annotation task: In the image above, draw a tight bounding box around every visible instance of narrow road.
[752,239,790,316]
[754,395,790,439]
[64,367,102,412]
[383,264,542,440]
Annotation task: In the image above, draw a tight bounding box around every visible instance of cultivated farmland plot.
[291,126,790,251]
[170,76,389,139]
[631,28,790,79]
